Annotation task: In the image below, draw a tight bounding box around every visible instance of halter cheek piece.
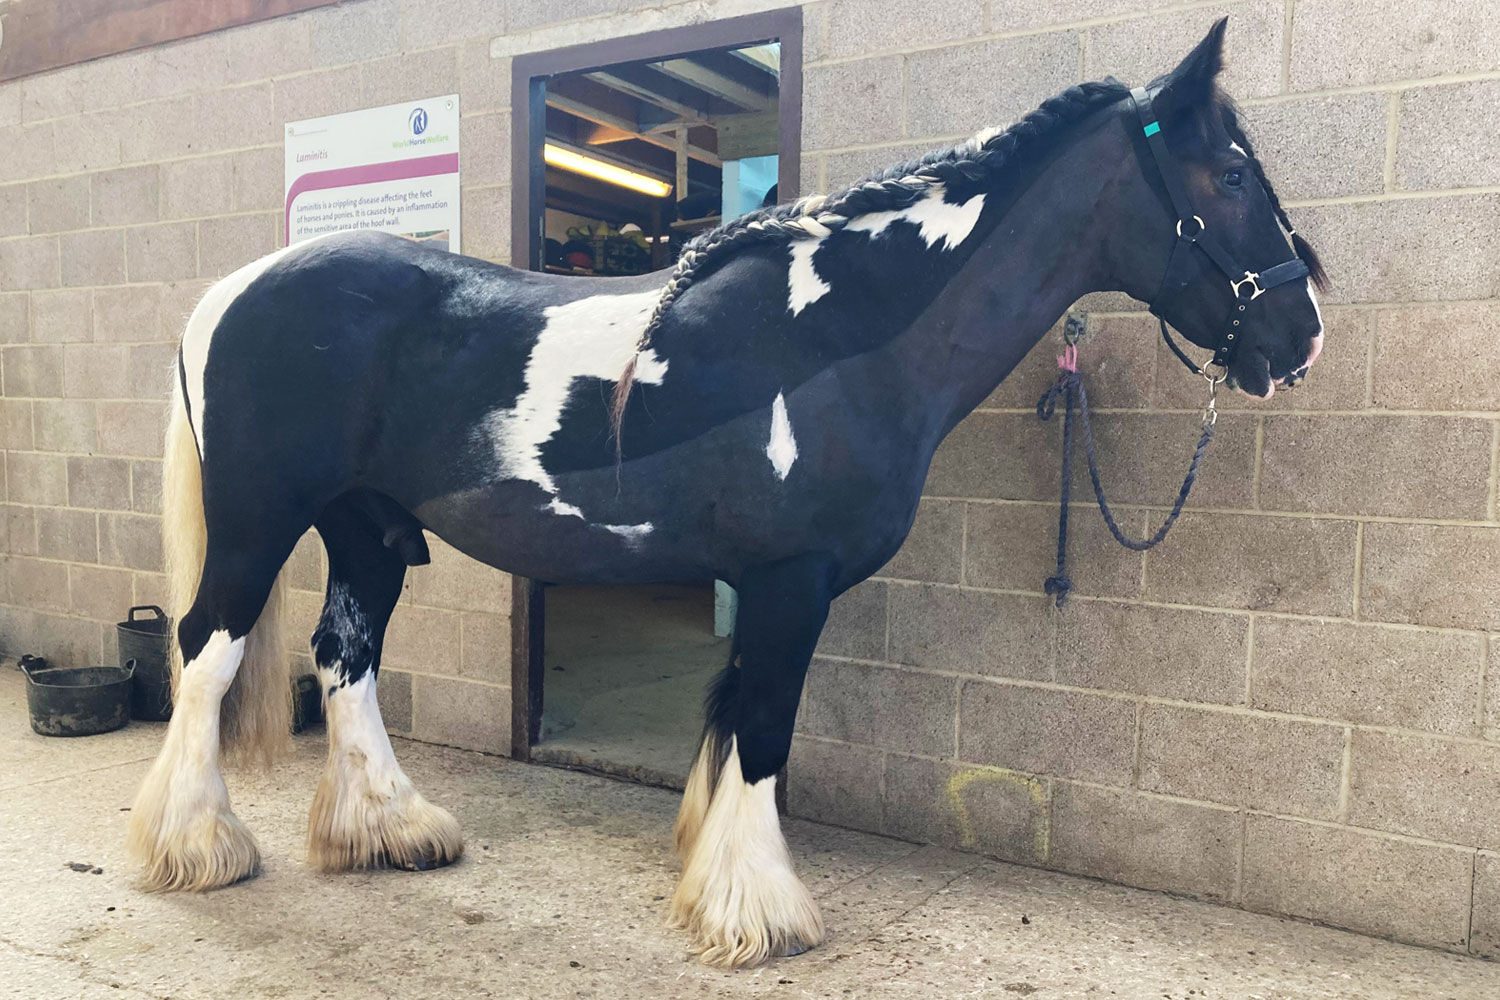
[1129,86,1310,382]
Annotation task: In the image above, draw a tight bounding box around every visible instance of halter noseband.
[1129,86,1310,381]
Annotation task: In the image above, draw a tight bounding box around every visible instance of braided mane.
[609,78,1133,441]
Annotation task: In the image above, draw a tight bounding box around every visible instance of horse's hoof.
[392,847,457,872]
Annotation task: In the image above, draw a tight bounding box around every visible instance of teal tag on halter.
[1143,121,1161,137]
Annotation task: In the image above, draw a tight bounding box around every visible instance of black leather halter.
[1129,86,1310,379]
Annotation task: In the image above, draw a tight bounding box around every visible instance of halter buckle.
[1230,271,1265,300]
[1176,215,1205,240]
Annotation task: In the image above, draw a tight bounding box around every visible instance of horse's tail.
[163,364,291,765]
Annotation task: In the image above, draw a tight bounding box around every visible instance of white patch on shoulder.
[489,288,667,494]
[845,184,986,251]
[766,392,797,481]
[548,497,585,519]
[786,239,830,316]
[179,233,342,460]
[601,522,653,548]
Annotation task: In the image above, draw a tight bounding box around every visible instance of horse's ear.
[1154,18,1228,113]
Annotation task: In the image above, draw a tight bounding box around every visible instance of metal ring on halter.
[1176,215,1205,239]
[1230,270,1265,300]
[1200,361,1228,385]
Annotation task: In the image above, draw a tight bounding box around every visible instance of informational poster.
[284,95,461,251]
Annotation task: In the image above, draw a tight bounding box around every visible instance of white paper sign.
[284,95,461,251]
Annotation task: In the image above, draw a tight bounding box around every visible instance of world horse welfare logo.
[409,107,428,136]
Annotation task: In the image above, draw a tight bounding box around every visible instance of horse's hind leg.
[670,553,833,967]
[307,498,462,872]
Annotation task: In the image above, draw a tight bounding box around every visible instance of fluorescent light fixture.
[544,143,673,198]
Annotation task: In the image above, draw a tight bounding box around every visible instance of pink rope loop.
[1057,343,1079,372]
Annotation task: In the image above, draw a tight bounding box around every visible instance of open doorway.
[508,10,803,788]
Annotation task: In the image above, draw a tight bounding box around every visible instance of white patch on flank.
[669,737,824,967]
[600,522,654,547]
[179,233,341,460]
[844,184,986,251]
[548,497,585,519]
[766,392,797,481]
[489,289,667,494]
[786,238,831,315]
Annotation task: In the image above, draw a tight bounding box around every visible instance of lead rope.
[1036,313,1220,607]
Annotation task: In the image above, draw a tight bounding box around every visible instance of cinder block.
[0,235,61,289]
[1372,303,1500,410]
[60,229,127,288]
[311,0,401,67]
[91,166,160,228]
[987,313,1158,411]
[459,184,510,263]
[33,399,97,452]
[195,84,278,153]
[138,32,230,104]
[273,66,364,126]
[1056,601,1246,704]
[1050,782,1239,901]
[507,0,616,33]
[1397,79,1500,191]
[0,183,26,237]
[125,343,179,400]
[231,147,283,214]
[411,674,510,754]
[457,39,509,117]
[803,56,903,152]
[159,281,212,342]
[1254,618,1482,736]
[68,455,132,511]
[63,344,129,399]
[383,602,463,673]
[160,155,234,221]
[1295,194,1500,305]
[824,142,945,192]
[1242,93,1387,201]
[1,399,33,449]
[459,611,511,684]
[132,571,167,609]
[118,95,197,163]
[882,753,1049,865]
[1290,0,1500,91]
[26,175,90,234]
[964,501,1144,599]
[1361,523,1500,630]
[2,341,65,395]
[1348,730,1500,849]
[1242,814,1472,949]
[7,505,39,556]
[125,223,198,282]
[462,112,512,188]
[6,452,68,506]
[227,16,316,81]
[822,0,983,61]
[1260,415,1492,519]
[7,557,70,613]
[30,289,93,344]
[959,680,1135,785]
[887,583,1052,680]
[906,34,1078,139]
[1086,1,1283,99]
[19,611,103,668]
[198,214,277,279]
[926,412,1058,502]
[0,292,27,344]
[1475,852,1500,959]
[1144,512,1357,617]
[36,506,98,562]
[97,400,166,458]
[283,529,324,593]
[360,48,459,108]
[1062,410,1258,510]
[93,285,163,343]
[0,123,56,184]
[402,0,509,51]
[799,656,958,758]
[377,668,413,735]
[130,460,162,515]
[98,512,163,571]
[408,538,511,613]
[879,498,961,583]
[69,563,134,622]
[816,579,886,660]
[1138,705,1344,818]
[787,735,885,834]
[53,112,122,175]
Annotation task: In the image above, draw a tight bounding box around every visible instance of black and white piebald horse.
[130,20,1325,967]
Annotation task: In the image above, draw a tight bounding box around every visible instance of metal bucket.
[116,605,172,721]
[24,660,135,737]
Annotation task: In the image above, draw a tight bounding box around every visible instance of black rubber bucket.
[117,605,172,721]
[291,674,321,734]
[24,660,135,737]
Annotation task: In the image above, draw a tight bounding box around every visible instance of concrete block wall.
[789,0,1500,959]
[1,0,1498,959]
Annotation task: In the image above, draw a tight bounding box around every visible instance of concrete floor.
[4,668,1499,1000]
[537,583,726,787]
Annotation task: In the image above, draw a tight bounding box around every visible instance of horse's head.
[1108,18,1327,398]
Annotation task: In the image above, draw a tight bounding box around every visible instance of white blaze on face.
[766,391,797,481]
[1304,285,1325,369]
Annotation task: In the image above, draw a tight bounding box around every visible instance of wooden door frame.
[506,6,804,760]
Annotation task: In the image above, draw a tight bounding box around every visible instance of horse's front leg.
[670,553,833,967]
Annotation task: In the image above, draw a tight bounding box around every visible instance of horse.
[127,18,1326,968]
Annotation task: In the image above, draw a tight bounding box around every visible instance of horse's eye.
[1221,169,1244,189]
